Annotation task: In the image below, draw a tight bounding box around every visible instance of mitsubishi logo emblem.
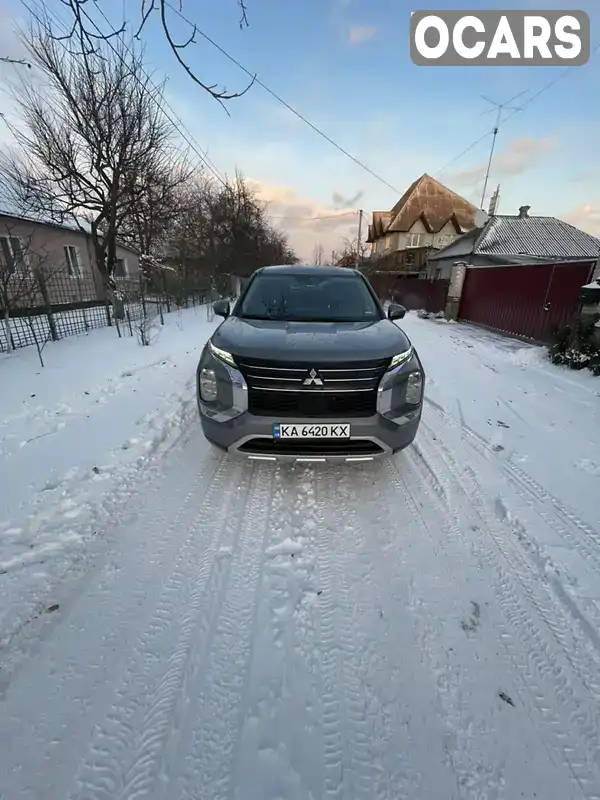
[303,368,324,386]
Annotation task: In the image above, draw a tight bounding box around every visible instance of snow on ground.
[2,310,600,799]
[0,305,219,671]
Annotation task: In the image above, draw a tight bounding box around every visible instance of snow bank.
[0,305,219,655]
[401,313,600,537]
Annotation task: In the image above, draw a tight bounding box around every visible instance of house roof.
[366,174,478,242]
[0,210,140,255]
[429,213,600,262]
[476,215,600,259]
[386,174,479,233]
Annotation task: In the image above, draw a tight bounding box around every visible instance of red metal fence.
[367,273,449,313]
[458,261,595,342]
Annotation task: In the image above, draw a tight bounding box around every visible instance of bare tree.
[39,0,254,109]
[168,170,298,298]
[0,56,31,68]
[0,223,64,362]
[119,161,193,258]
[331,236,371,267]
[312,242,325,266]
[0,19,181,319]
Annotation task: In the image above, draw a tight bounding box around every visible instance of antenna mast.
[479,90,528,210]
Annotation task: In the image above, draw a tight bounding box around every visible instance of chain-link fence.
[0,268,236,353]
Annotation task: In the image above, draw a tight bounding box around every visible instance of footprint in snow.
[499,691,515,707]
[461,601,481,633]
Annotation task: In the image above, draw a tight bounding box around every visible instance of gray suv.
[196,265,425,463]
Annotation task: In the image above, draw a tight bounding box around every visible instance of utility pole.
[355,209,363,268]
[478,91,527,210]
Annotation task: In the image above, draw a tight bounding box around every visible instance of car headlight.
[209,339,236,367]
[388,347,413,370]
[199,368,218,402]
[405,371,423,404]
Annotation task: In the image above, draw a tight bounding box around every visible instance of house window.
[0,235,28,273]
[64,245,82,278]
[113,258,128,278]
[385,235,391,251]
[406,232,423,248]
[436,234,454,248]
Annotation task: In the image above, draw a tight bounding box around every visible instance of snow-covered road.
[2,312,600,799]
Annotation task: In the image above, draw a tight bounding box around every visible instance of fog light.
[200,368,218,402]
[406,372,423,404]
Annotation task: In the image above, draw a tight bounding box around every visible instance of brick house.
[0,212,140,310]
[366,174,479,274]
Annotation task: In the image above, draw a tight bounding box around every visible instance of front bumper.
[196,345,424,463]
[199,409,421,463]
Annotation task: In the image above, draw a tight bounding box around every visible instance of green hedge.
[548,313,600,376]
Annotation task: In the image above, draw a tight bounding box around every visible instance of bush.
[549,313,600,374]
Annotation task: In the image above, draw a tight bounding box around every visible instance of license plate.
[273,423,350,439]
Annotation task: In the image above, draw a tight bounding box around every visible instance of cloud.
[450,137,557,191]
[560,204,600,238]
[348,26,377,45]
[332,190,363,209]
[247,179,361,260]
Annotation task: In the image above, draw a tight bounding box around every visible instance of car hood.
[210,317,413,363]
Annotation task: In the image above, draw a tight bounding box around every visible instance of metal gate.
[458,261,595,342]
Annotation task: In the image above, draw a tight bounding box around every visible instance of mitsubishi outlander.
[196,265,425,462]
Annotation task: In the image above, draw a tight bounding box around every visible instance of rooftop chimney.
[518,205,530,219]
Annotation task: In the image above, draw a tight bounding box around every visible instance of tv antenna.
[478,90,528,210]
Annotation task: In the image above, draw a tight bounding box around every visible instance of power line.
[81,4,230,187]
[23,0,229,188]
[164,1,402,196]
[268,212,357,220]
[435,42,600,180]
[23,0,355,228]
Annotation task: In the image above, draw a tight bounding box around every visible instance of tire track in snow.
[314,465,348,800]
[412,421,600,799]
[423,398,600,579]
[0,444,228,800]
[162,462,275,800]
[314,465,412,800]
[65,453,247,800]
[324,466,380,800]
[385,456,508,800]
[228,465,324,800]
[331,464,435,799]
[109,459,255,800]
[423,406,600,656]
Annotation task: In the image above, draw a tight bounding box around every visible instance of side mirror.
[213,299,230,318]
[388,303,406,320]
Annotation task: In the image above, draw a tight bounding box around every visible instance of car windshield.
[237,273,382,322]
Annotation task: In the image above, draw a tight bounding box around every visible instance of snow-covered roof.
[429,214,600,263]
[0,210,139,254]
[475,215,600,260]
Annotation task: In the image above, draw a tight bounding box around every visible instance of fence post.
[36,271,58,341]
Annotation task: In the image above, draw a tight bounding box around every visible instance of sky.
[1,0,599,261]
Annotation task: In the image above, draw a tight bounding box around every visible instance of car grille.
[235,356,391,418]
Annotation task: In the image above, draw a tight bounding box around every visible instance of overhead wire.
[435,41,600,179]
[18,0,361,226]
[164,0,402,195]
[13,1,600,224]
